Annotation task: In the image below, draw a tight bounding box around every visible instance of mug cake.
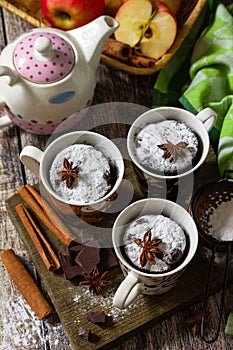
[122,213,187,273]
[134,120,200,176]
[49,144,117,204]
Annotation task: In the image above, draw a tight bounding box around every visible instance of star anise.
[58,158,80,189]
[157,141,189,162]
[185,305,210,335]
[134,228,164,267]
[79,266,112,298]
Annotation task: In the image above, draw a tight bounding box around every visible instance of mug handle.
[20,145,43,177]
[113,271,144,309]
[196,108,217,132]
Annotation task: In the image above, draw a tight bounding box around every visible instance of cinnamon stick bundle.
[102,38,157,68]
[18,185,74,246]
[103,38,132,61]
[15,203,60,272]
[1,249,53,320]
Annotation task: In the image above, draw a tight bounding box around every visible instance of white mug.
[127,107,216,200]
[112,198,198,309]
[20,131,124,224]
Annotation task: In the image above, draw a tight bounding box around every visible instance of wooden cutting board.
[5,149,233,350]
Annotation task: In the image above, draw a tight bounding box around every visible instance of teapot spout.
[68,15,119,70]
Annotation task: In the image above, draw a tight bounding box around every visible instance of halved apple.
[140,1,177,59]
[114,0,177,59]
[115,0,154,47]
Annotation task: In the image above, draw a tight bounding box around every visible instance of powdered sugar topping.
[49,144,112,204]
[208,198,233,241]
[123,214,186,273]
[134,121,199,175]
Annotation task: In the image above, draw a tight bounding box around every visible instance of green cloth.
[179,4,233,178]
[152,0,218,107]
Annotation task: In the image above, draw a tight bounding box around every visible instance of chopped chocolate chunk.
[86,310,106,324]
[60,245,73,265]
[69,244,83,255]
[78,327,90,340]
[59,241,117,281]
[74,244,100,273]
[59,252,83,280]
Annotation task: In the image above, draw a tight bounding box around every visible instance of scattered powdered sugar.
[72,284,145,323]
[0,291,44,349]
[135,121,199,174]
[50,144,112,204]
[208,199,233,241]
[123,214,186,273]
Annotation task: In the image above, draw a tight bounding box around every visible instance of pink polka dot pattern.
[13,32,75,84]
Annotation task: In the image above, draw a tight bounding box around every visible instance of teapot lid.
[13,32,75,84]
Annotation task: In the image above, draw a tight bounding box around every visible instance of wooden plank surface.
[1,3,233,350]
[5,151,233,350]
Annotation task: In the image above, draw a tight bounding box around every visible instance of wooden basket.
[0,0,208,75]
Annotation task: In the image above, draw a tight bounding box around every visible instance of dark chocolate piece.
[59,241,117,280]
[59,252,83,279]
[78,327,90,340]
[60,245,73,265]
[74,244,100,273]
[86,310,106,324]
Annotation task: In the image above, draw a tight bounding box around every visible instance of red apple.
[152,0,182,15]
[115,0,177,59]
[104,0,122,16]
[41,0,105,30]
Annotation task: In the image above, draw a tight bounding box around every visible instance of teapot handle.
[0,66,18,86]
[0,66,17,128]
[0,115,12,128]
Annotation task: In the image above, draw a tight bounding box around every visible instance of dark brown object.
[74,244,100,273]
[0,249,53,320]
[134,228,164,267]
[158,142,189,162]
[86,310,106,324]
[79,266,112,298]
[58,158,80,189]
[59,242,118,280]
[15,203,60,271]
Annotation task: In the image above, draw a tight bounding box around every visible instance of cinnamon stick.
[15,203,61,271]
[1,249,53,320]
[18,185,74,246]
[129,52,157,67]
[103,38,132,61]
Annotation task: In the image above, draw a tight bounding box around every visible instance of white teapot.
[0,16,118,134]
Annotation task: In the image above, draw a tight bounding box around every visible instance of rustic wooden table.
[1,3,233,350]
